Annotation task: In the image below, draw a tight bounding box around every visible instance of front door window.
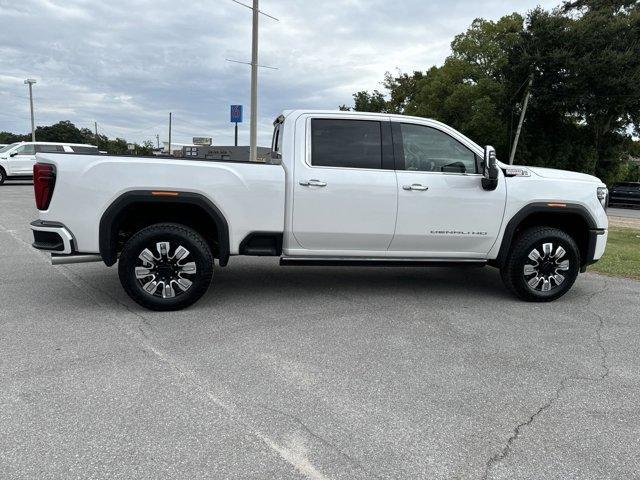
[400,124,479,174]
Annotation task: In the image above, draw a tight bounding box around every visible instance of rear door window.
[311,119,382,169]
[36,145,65,153]
[69,146,98,154]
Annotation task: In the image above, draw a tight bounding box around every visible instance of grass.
[589,226,640,280]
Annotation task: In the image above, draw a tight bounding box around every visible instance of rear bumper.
[30,220,75,255]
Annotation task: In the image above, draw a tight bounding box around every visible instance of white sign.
[193,137,212,146]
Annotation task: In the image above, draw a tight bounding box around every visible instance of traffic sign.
[231,105,243,123]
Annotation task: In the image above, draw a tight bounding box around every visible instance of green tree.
[344,3,640,184]
[344,15,525,158]
[0,121,160,157]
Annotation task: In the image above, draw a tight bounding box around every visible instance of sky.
[0,0,560,146]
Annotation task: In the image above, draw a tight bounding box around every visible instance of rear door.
[8,144,36,175]
[291,116,398,253]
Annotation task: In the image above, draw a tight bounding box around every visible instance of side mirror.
[482,145,499,191]
[9,151,18,157]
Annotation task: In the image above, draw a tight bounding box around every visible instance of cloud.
[0,0,559,146]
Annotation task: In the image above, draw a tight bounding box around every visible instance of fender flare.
[99,190,230,267]
[494,202,598,268]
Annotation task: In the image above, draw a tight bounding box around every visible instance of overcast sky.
[0,0,559,146]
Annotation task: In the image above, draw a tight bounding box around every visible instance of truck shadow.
[204,258,513,306]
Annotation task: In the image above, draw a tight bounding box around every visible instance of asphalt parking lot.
[1,183,639,480]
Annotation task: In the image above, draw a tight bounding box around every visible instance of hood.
[528,166,602,184]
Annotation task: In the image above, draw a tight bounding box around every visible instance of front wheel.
[500,227,580,302]
[0,167,6,185]
[118,223,214,311]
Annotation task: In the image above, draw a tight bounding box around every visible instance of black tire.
[0,167,6,185]
[118,223,214,311]
[500,227,580,302]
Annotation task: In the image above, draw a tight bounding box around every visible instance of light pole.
[250,0,259,162]
[24,79,37,142]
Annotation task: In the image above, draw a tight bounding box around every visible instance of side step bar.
[51,254,103,265]
[279,257,487,268]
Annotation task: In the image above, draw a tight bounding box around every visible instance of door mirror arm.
[482,146,499,191]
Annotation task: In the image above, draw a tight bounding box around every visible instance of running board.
[51,254,103,265]
[279,257,487,268]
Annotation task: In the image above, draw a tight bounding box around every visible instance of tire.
[118,223,214,311]
[500,227,580,302]
[0,167,6,185]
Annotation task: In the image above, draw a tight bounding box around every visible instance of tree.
[343,4,640,184]
[343,15,525,158]
[352,90,389,113]
[0,121,158,156]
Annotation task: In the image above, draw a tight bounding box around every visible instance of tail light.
[34,163,56,210]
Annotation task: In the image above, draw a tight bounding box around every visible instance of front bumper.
[582,228,608,271]
[30,220,75,255]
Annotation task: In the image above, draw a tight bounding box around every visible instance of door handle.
[402,184,429,191]
[300,179,327,187]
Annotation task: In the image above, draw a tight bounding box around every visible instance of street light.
[24,78,37,142]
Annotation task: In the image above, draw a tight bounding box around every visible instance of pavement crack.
[481,375,572,480]
[256,402,384,480]
[586,280,611,380]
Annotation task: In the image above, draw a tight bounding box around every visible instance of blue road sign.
[231,105,243,123]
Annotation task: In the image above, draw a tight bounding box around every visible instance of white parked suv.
[29,111,609,310]
[0,142,98,184]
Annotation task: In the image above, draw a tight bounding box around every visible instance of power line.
[230,0,279,21]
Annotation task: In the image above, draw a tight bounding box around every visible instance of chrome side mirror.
[482,145,499,191]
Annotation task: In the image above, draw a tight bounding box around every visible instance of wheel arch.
[494,202,597,269]
[99,190,230,267]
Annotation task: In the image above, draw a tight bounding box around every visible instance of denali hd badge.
[430,230,488,236]
[504,167,531,177]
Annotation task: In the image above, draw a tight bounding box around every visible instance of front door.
[8,144,36,175]
[389,122,506,257]
[292,117,398,253]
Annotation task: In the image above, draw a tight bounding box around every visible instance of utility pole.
[168,112,172,156]
[509,74,534,165]
[228,0,278,160]
[250,0,259,162]
[94,121,99,148]
[156,134,160,149]
[24,79,37,142]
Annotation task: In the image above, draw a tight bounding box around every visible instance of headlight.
[597,187,608,208]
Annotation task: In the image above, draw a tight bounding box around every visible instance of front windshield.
[0,143,19,154]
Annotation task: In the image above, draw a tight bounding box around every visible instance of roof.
[13,141,97,147]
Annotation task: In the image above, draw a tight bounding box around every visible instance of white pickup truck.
[30,110,609,310]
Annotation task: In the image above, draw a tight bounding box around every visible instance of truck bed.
[36,153,286,254]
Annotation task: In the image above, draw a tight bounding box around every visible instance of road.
[607,207,640,219]
[1,183,639,479]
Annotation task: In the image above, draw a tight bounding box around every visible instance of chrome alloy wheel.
[523,242,570,292]
[135,241,197,299]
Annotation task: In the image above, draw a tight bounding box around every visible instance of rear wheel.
[500,227,580,302]
[118,223,213,311]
